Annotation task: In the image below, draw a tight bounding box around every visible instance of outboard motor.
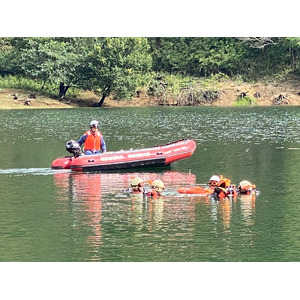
[66,140,82,157]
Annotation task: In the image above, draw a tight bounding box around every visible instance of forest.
[0,37,300,106]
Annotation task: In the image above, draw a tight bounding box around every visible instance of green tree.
[237,37,300,80]
[3,37,300,106]
[0,38,17,76]
[0,38,12,52]
[148,37,245,76]
[81,37,152,106]
[0,37,89,98]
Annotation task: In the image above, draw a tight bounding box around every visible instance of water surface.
[1,106,300,261]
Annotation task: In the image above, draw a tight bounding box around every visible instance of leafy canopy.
[82,37,152,99]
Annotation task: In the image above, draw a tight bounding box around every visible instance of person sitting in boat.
[126,177,147,194]
[237,180,257,195]
[147,179,165,197]
[78,120,107,155]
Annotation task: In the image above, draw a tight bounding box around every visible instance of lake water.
[1,106,300,262]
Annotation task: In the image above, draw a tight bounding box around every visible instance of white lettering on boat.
[128,152,151,158]
[100,155,125,161]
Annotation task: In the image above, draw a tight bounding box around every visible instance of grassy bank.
[0,88,74,109]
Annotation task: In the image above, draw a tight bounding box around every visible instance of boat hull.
[51,156,73,169]
[51,139,196,172]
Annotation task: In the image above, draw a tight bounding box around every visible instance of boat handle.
[156,152,163,155]
[88,159,95,162]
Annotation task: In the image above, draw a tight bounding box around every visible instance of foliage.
[233,95,258,106]
[237,37,279,49]
[0,37,152,101]
[0,75,45,90]
[177,87,220,106]
[147,72,222,105]
[81,37,152,101]
[236,37,300,81]
[0,75,79,98]
[148,37,245,77]
[0,38,13,53]
[0,37,90,99]
[1,37,300,104]
[148,37,300,83]
[16,38,85,85]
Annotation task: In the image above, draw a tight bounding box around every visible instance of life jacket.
[84,130,102,152]
[217,176,231,189]
[147,190,161,198]
[213,176,237,199]
[212,186,227,199]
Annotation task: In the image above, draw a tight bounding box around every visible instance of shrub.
[234,95,257,106]
[0,75,79,98]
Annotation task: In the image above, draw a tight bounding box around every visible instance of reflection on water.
[2,106,300,261]
[54,172,103,261]
[240,193,256,227]
[52,170,260,261]
[209,193,257,230]
[210,197,232,229]
[53,171,197,261]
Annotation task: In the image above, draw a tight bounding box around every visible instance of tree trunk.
[98,93,106,107]
[58,82,70,99]
[96,85,110,107]
[40,78,47,90]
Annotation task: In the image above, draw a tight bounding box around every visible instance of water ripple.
[0,168,69,176]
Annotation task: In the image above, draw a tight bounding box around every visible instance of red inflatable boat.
[51,139,196,172]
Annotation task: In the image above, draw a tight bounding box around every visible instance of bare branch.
[238,37,278,49]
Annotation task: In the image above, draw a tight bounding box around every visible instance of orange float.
[177,185,213,195]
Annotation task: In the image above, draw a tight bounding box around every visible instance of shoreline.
[1,79,300,109]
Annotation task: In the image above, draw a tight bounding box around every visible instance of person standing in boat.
[78,120,107,155]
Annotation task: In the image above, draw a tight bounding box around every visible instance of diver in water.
[237,180,258,195]
[213,178,258,199]
[208,175,221,188]
[125,177,147,194]
[209,174,237,199]
[147,179,165,197]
